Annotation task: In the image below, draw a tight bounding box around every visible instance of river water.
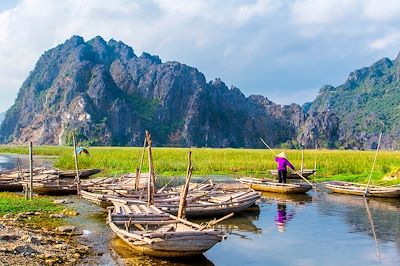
[1,154,400,265]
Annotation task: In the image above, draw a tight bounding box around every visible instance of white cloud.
[0,0,400,113]
[369,33,400,50]
[363,0,400,21]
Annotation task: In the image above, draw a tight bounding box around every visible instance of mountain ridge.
[0,35,398,149]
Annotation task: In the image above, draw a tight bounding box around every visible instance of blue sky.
[0,0,400,112]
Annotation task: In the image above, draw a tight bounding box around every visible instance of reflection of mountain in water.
[318,193,400,252]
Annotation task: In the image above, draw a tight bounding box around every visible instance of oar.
[260,138,323,193]
[364,132,382,197]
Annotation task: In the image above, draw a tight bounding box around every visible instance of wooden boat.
[57,168,102,178]
[268,169,315,179]
[322,181,400,198]
[0,177,23,192]
[22,175,116,195]
[82,189,260,217]
[108,200,225,257]
[238,177,312,194]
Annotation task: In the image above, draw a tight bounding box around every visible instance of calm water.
[1,155,399,265]
[109,191,400,266]
[0,154,54,171]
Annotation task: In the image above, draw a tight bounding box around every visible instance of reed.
[0,145,399,184]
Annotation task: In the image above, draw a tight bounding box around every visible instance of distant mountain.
[0,35,398,149]
[303,56,400,149]
[0,112,4,124]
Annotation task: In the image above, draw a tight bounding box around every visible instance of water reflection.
[260,191,313,204]
[274,202,295,233]
[318,193,400,258]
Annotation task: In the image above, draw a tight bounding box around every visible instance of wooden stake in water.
[72,133,81,196]
[314,144,317,175]
[145,131,155,205]
[17,156,28,199]
[364,132,382,197]
[29,142,33,200]
[178,151,193,219]
[137,137,147,183]
[134,167,140,191]
[301,147,304,173]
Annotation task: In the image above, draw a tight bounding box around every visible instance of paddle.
[259,138,323,193]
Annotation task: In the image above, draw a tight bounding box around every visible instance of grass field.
[0,145,399,184]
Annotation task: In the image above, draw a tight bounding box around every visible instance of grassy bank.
[0,145,399,184]
[0,192,65,228]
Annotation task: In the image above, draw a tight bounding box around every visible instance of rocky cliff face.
[0,36,398,149]
[0,36,306,147]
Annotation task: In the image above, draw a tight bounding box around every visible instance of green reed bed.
[0,145,399,184]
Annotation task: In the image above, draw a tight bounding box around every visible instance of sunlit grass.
[0,192,65,228]
[0,145,399,184]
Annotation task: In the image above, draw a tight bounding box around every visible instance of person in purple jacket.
[275,152,295,183]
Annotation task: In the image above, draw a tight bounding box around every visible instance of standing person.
[275,152,295,183]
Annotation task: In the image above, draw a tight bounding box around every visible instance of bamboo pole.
[134,167,140,191]
[17,156,28,200]
[157,176,178,193]
[72,133,81,195]
[364,132,382,197]
[137,137,147,181]
[28,142,33,200]
[301,147,304,173]
[145,131,155,206]
[200,212,234,230]
[259,138,323,192]
[314,144,317,175]
[177,151,193,219]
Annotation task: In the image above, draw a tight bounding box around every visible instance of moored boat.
[82,189,261,217]
[0,178,23,192]
[57,168,102,178]
[107,200,225,257]
[322,181,400,198]
[268,169,315,179]
[238,177,312,194]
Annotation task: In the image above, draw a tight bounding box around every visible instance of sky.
[0,0,400,112]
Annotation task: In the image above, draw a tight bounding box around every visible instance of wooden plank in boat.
[148,205,163,214]
[138,205,152,214]
[130,205,142,214]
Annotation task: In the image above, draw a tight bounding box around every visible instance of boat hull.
[113,226,221,257]
[268,169,315,179]
[239,178,312,194]
[0,183,23,192]
[323,182,400,198]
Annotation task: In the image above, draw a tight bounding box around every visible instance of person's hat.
[277,152,287,159]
